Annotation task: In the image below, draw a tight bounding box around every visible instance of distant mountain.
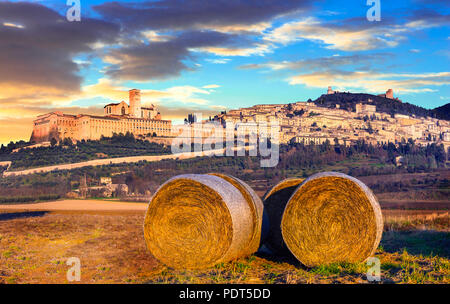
[431,103,450,120]
[312,92,448,120]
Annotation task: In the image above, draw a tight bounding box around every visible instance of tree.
[332,137,338,145]
[62,138,73,146]
[367,122,374,134]
[294,109,304,116]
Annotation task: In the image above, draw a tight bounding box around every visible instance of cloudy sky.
[0,0,449,144]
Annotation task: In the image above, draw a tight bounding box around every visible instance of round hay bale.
[208,173,264,254]
[143,174,253,269]
[262,177,305,255]
[281,172,383,267]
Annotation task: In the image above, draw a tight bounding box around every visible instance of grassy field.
[0,209,448,284]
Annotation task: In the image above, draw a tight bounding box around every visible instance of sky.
[0,0,449,144]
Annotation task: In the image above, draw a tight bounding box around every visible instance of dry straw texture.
[143,174,253,269]
[262,177,305,255]
[281,172,383,267]
[208,173,264,255]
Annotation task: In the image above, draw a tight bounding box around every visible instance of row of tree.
[0,133,170,170]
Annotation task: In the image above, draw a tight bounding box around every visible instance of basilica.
[30,89,172,143]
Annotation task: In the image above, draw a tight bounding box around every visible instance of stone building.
[378,88,402,102]
[386,89,394,99]
[327,86,341,94]
[355,103,376,115]
[30,89,171,143]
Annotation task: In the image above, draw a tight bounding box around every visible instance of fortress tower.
[129,89,141,118]
[386,89,393,99]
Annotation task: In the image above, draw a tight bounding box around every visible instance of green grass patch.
[311,262,368,276]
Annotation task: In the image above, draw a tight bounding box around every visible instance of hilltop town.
[18,87,450,155]
[210,87,450,151]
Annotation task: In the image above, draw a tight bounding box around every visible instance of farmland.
[0,141,448,284]
[0,197,448,284]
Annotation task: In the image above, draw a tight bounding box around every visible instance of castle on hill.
[327,86,402,102]
[30,89,172,143]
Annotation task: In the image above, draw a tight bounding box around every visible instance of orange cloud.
[0,117,34,145]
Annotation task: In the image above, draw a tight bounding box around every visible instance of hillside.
[0,133,170,170]
[313,93,448,120]
[432,103,450,120]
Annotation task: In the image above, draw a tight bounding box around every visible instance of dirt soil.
[0,199,148,212]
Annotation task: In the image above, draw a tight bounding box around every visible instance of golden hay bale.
[262,177,305,255]
[143,174,253,269]
[281,172,383,267]
[208,173,263,255]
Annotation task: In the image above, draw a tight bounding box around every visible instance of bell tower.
[129,89,141,118]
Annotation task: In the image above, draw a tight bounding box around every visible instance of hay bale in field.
[281,172,383,267]
[262,177,305,255]
[208,173,264,254]
[143,174,253,269]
